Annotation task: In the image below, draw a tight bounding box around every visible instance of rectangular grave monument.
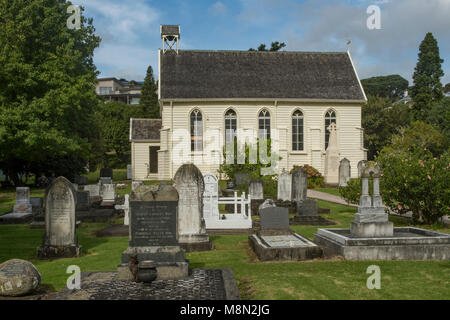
[117,184,188,281]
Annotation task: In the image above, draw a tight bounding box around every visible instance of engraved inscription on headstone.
[130,201,178,247]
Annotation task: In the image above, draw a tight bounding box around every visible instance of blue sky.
[73,0,450,85]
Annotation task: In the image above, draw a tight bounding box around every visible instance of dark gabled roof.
[130,119,162,141]
[159,50,366,101]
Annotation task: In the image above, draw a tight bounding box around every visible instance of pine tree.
[411,33,444,121]
[139,65,159,118]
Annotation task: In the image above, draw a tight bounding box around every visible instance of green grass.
[314,187,341,197]
[0,199,449,299]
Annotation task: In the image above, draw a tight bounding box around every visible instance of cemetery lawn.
[0,201,449,299]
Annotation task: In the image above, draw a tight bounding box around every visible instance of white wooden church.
[130,25,367,182]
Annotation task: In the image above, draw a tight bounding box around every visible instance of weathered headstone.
[117,184,189,280]
[0,259,41,297]
[249,179,264,200]
[357,160,366,178]
[297,199,318,216]
[291,168,307,203]
[100,168,113,179]
[277,171,292,201]
[13,187,32,214]
[174,164,212,251]
[127,164,132,180]
[351,162,393,237]
[259,207,290,230]
[339,158,351,187]
[324,123,339,185]
[203,174,219,218]
[37,176,81,258]
[115,194,130,226]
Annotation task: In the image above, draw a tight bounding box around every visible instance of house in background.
[96,77,143,105]
[131,25,367,182]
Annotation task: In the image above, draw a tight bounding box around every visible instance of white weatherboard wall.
[156,100,365,180]
[131,141,160,181]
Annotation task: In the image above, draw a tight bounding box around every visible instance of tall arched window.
[258,109,271,140]
[225,109,237,145]
[292,110,304,151]
[324,109,336,150]
[190,109,203,151]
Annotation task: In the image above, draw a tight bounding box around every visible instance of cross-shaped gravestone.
[327,122,336,133]
[115,194,130,225]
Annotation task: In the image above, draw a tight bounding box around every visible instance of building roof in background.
[159,50,366,101]
[130,119,162,141]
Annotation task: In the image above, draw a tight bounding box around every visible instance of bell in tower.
[161,25,180,54]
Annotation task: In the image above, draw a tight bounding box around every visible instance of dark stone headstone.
[297,199,318,216]
[76,191,90,211]
[129,201,178,247]
[260,207,289,230]
[235,173,249,186]
[291,168,307,203]
[100,168,113,179]
[30,197,43,216]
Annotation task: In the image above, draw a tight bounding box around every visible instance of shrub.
[290,164,324,188]
[338,178,361,205]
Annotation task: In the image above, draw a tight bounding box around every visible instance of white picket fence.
[204,191,252,229]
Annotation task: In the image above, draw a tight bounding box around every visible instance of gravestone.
[132,181,144,191]
[249,179,264,200]
[76,191,90,211]
[100,184,115,206]
[99,177,113,186]
[37,176,81,258]
[357,160,366,178]
[297,199,318,216]
[117,184,189,280]
[351,162,393,237]
[0,259,41,297]
[100,168,113,179]
[203,174,219,219]
[291,168,307,203]
[83,184,100,198]
[30,197,43,216]
[324,123,339,185]
[13,187,32,214]
[339,158,351,187]
[258,199,275,213]
[115,194,130,226]
[174,164,212,251]
[259,207,290,231]
[127,164,132,180]
[277,171,292,201]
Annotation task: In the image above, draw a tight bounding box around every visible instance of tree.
[362,95,410,160]
[361,75,409,101]
[0,1,101,185]
[444,83,450,94]
[410,33,445,121]
[97,102,141,168]
[249,41,286,52]
[425,97,450,141]
[376,122,449,224]
[139,65,159,118]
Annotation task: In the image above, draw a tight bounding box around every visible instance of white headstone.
[203,174,219,218]
[83,184,100,197]
[13,187,32,214]
[325,123,340,185]
[249,179,264,200]
[174,164,209,244]
[277,171,292,201]
[115,194,130,225]
[339,158,351,187]
[127,164,132,180]
[101,184,115,202]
